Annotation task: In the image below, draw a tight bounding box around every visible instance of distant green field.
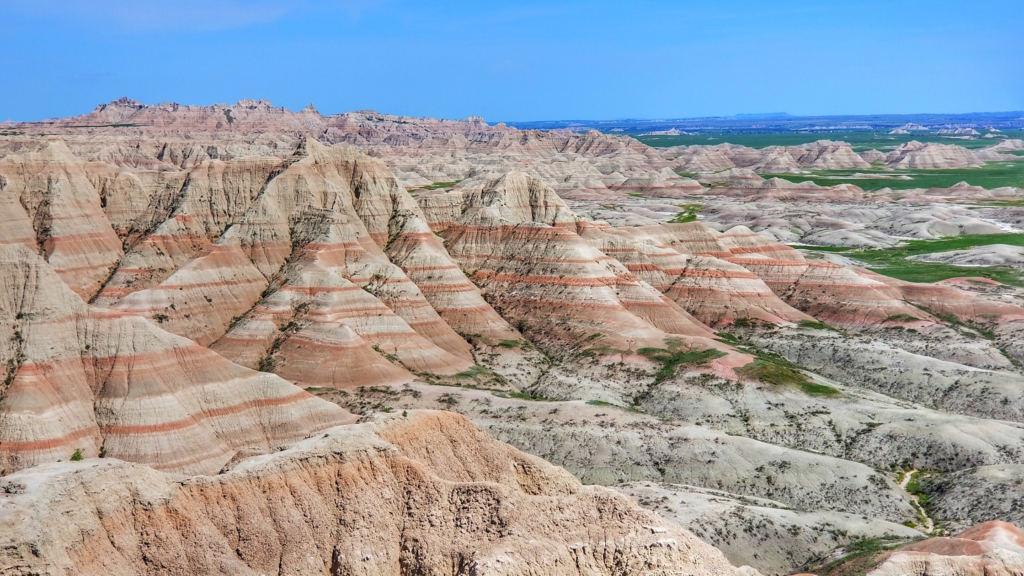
[798,233,1024,286]
[761,160,1024,191]
[636,130,1024,151]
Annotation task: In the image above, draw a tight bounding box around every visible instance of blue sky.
[1,0,1021,121]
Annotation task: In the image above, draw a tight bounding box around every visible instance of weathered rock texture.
[6,100,1024,576]
[867,521,1024,576]
[0,411,751,576]
[0,244,352,476]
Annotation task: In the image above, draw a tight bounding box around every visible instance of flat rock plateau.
[3,98,1024,575]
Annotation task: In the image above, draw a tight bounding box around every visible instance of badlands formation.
[1,99,1024,575]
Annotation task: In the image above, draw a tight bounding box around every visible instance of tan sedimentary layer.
[0,244,352,476]
[0,138,124,299]
[868,521,1024,576]
[0,411,751,576]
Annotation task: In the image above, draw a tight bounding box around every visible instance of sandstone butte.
[3,99,1024,575]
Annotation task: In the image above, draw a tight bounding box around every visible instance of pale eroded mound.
[0,411,753,576]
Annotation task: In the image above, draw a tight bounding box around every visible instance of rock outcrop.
[867,521,1024,576]
[0,411,752,576]
[0,244,352,476]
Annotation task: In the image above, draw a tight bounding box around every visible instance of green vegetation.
[497,338,531,349]
[913,305,996,339]
[903,470,942,530]
[454,364,494,379]
[278,321,300,332]
[798,319,836,331]
[494,390,557,401]
[414,180,463,191]
[794,233,1024,287]
[736,355,840,397]
[636,129,1024,151]
[668,203,702,224]
[637,346,727,384]
[714,331,741,345]
[761,160,1024,191]
[586,399,642,413]
[70,448,84,462]
[885,313,920,323]
[814,536,915,576]
[257,355,275,372]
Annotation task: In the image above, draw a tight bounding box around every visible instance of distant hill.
[734,112,793,119]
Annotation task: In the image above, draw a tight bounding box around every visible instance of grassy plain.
[799,233,1024,286]
[761,160,1024,191]
[636,130,1024,151]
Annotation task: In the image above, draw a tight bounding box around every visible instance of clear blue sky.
[1,0,1021,122]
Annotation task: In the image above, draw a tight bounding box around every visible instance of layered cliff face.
[6,104,1024,576]
[0,411,750,576]
[865,521,1024,576]
[0,138,124,299]
[0,244,352,476]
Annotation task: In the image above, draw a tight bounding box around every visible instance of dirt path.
[900,469,934,533]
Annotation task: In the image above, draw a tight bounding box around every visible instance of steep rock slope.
[0,411,752,576]
[0,244,352,475]
[425,172,748,402]
[575,222,812,327]
[867,521,1024,576]
[0,138,123,299]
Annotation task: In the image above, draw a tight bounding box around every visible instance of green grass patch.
[714,331,741,345]
[454,364,494,379]
[885,314,920,322]
[636,129,1024,151]
[794,233,1024,287]
[736,356,840,397]
[762,160,1024,191]
[668,203,702,224]
[798,319,836,331]
[415,180,463,191]
[638,347,727,384]
[587,399,643,413]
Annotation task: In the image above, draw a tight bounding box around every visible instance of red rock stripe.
[102,391,312,435]
[1,426,97,451]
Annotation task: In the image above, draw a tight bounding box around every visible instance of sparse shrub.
[257,355,275,372]
[437,393,460,406]
[70,448,84,462]
[885,314,919,323]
